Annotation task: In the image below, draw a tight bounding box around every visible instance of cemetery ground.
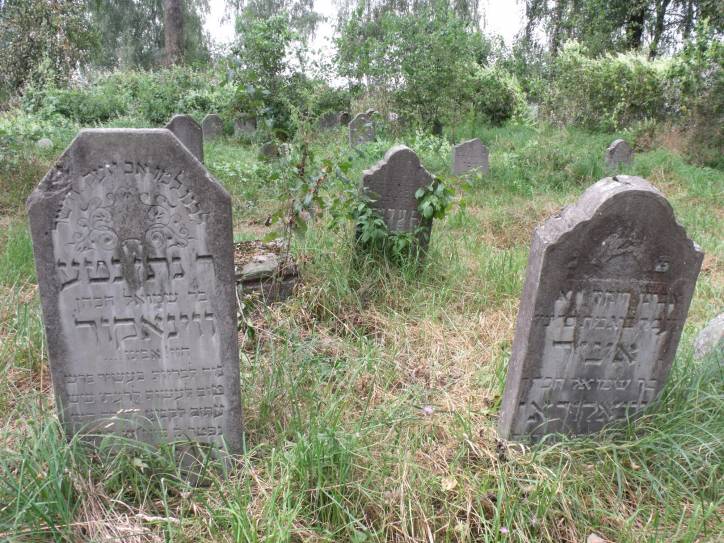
[0,122,722,542]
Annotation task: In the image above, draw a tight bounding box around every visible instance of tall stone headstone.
[605,139,633,169]
[166,115,204,163]
[234,115,256,138]
[27,129,243,452]
[499,176,703,441]
[349,113,375,147]
[452,138,489,175]
[361,145,433,246]
[202,114,224,140]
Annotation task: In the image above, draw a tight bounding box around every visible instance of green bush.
[469,67,527,126]
[543,42,667,131]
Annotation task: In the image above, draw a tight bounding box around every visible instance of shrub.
[543,42,667,131]
[469,67,527,126]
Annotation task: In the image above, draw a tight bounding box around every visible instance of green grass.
[0,121,722,542]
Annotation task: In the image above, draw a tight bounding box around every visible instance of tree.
[87,0,210,69]
[164,0,184,65]
[225,0,321,40]
[0,0,98,96]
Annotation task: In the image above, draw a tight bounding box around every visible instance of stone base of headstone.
[235,240,299,306]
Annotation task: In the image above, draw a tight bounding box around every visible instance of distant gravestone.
[361,145,433,246]
[27,129,243,451]
[498,176,703,441]
[234,115,256,138]
[202,114,224,140]
[605,139,633,169]
[259,142,280,159]
[693,313,724,360]
[338,111,351,126]
[349,113,375,147]
[318,111,339,129]
[166,115,204,163]
[452,138,489,175]
[36,138,53,150]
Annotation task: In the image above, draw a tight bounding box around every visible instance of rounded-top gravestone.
[318,111,339,129]
[693,313,724,360]
[26,128,243,452]
[452,138,489,175]
[202,114,224,140]
[234,115,256,138]
[605,139,633,169]
[349,113,375,147]
[338,111,351,126]
[166,114,204,163]
[499,176,703,441]
[361,145,433,246]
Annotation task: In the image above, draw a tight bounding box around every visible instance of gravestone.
[498,176,703,441]
[338,111,351,126]
[36,137,53,150]
[605,139,633,169]
[234,115,256,137]
[452,138,489,175]
[318,111,339,129]
[693,313,724,360]
[165,115,204,163]
[27,129,243,452]
[349,113,375,147]
[202,114,224,140]
[361,145,433,246]
[259,142,280,160]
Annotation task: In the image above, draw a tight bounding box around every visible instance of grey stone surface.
[202,114,224,140]
[349,113,375,147]
[165,115,204,163]
[338,111,351,126]
[27,129,243,452]
[318,111,339,129]
[365,108,377,116]
[234,115,256,137]
[452,138,489,175]
[498,176,703,441]
[605,139,633,169]
[259,142,280,159]
[361,145,433,245]
[36,138,53,149]
[693,313,724,360]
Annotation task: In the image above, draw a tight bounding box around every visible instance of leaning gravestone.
[349,113,375,147]
[166,115,204,163]
[361,145,433,246]
[202,114,224,140]
[234,115,256,138]
[27,129,243,452]
[452,138,489,175]
[605,139,633,169]
[498,176,703,440]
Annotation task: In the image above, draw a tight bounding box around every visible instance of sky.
[204,0,525,48]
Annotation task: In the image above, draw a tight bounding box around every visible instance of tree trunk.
[626,0,647,50]
[549,0,567,57]
[164,0,184,65]
[682,0,694,41]
[649,0,671,58]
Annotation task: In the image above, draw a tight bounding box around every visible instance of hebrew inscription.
[27,129,242,450]
[498,176,703,440]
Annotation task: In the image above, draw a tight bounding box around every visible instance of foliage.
[87,0,211,69]
[469,66,527,126]
[543,42,668,130]
[336,2,492,129]
[0,0,98,99]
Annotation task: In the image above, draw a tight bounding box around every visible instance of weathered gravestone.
[693,312,724,360]
[27,129,243,452]
[318,111,339,129]
[498,176,703,440]
[361,145,433,246]
[452,138,489,175]
[166,115,204,163]
[605,139,633,169]
[234,115,256,138]
[349,113,375,147]
[202,114,224,140]
[338,111,351,126]
[259,142,280,160]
